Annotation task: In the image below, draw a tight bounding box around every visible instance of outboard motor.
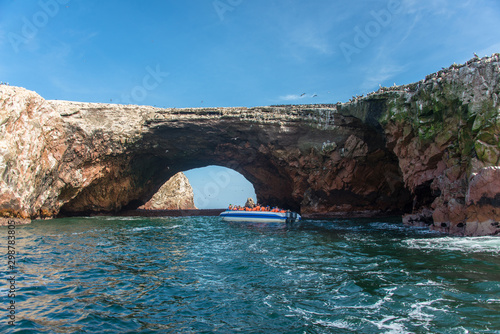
[285,211,300,223]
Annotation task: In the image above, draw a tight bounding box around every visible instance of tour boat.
[219,209,301,223]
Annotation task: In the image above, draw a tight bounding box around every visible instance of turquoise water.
[2,216,500,333]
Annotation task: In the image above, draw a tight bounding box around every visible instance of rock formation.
[1,54,499,235]
[374,55,500,236]
[139,172,196,210]
[0,86,408,220]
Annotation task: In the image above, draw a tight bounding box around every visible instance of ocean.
[2,216,500,333]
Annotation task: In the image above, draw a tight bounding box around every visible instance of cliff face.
[139,172,196,210]
[0,86,67,219]
[1,55,499,235]
[377,55,500,236]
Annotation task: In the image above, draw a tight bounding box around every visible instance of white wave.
[130,226,156,232]
[248,242,270,254]
[70,228,106,235]
[486,298,500,304]
[409,300,437,321]
[96,241,114,247]
[364,316,409,334]
[162,224,181,230]
[403,236,500,254]
[263,295,273,308]
[369,222,407,231]
[408,298,449,331]
[368,221,438,235]
[314,319,353,330]
[415,280,445,287]
[105,216,140,221]
[287,306,330,317]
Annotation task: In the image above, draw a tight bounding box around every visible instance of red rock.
[139,172,197,210]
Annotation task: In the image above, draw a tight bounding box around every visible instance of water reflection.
[227,221,288,231]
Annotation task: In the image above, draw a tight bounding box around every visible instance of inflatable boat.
[219,209,301,223]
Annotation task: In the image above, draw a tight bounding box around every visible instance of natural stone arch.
[0,85,411,219]
[53,102,410,216]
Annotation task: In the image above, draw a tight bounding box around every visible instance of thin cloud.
[266,2,339,61]
[397,12,421,45]
[278,93,320,102]
[361,63,407,91]
[478,43,500,58]
[279,94,306,101]
[288,23,335,56]
[0,28,5,48]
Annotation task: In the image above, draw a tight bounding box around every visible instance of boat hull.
[219,210,301,223]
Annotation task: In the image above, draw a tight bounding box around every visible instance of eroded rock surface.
[139,172,196,210]
[376,55,500,235]
[0,86,407,219]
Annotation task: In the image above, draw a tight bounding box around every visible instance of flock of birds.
[300,93,318,98]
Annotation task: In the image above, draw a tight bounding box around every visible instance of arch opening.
[184,165,257,209]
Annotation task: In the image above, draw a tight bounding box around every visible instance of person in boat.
[228,203,287,213]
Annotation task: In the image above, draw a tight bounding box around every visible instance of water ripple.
[1,216,499,333]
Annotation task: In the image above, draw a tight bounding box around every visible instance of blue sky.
[184,166,256,209]
[1,0,500,208]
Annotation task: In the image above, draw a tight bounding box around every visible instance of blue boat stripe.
[221,213,285,219]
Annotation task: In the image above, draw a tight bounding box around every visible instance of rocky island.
[138,172,196,211]
[1,55,499,236]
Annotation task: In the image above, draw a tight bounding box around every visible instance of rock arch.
[0,85,410,218]
[49,100,410,217]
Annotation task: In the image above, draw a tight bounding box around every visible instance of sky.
[184,166,256,209]
[1,0,500,208]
